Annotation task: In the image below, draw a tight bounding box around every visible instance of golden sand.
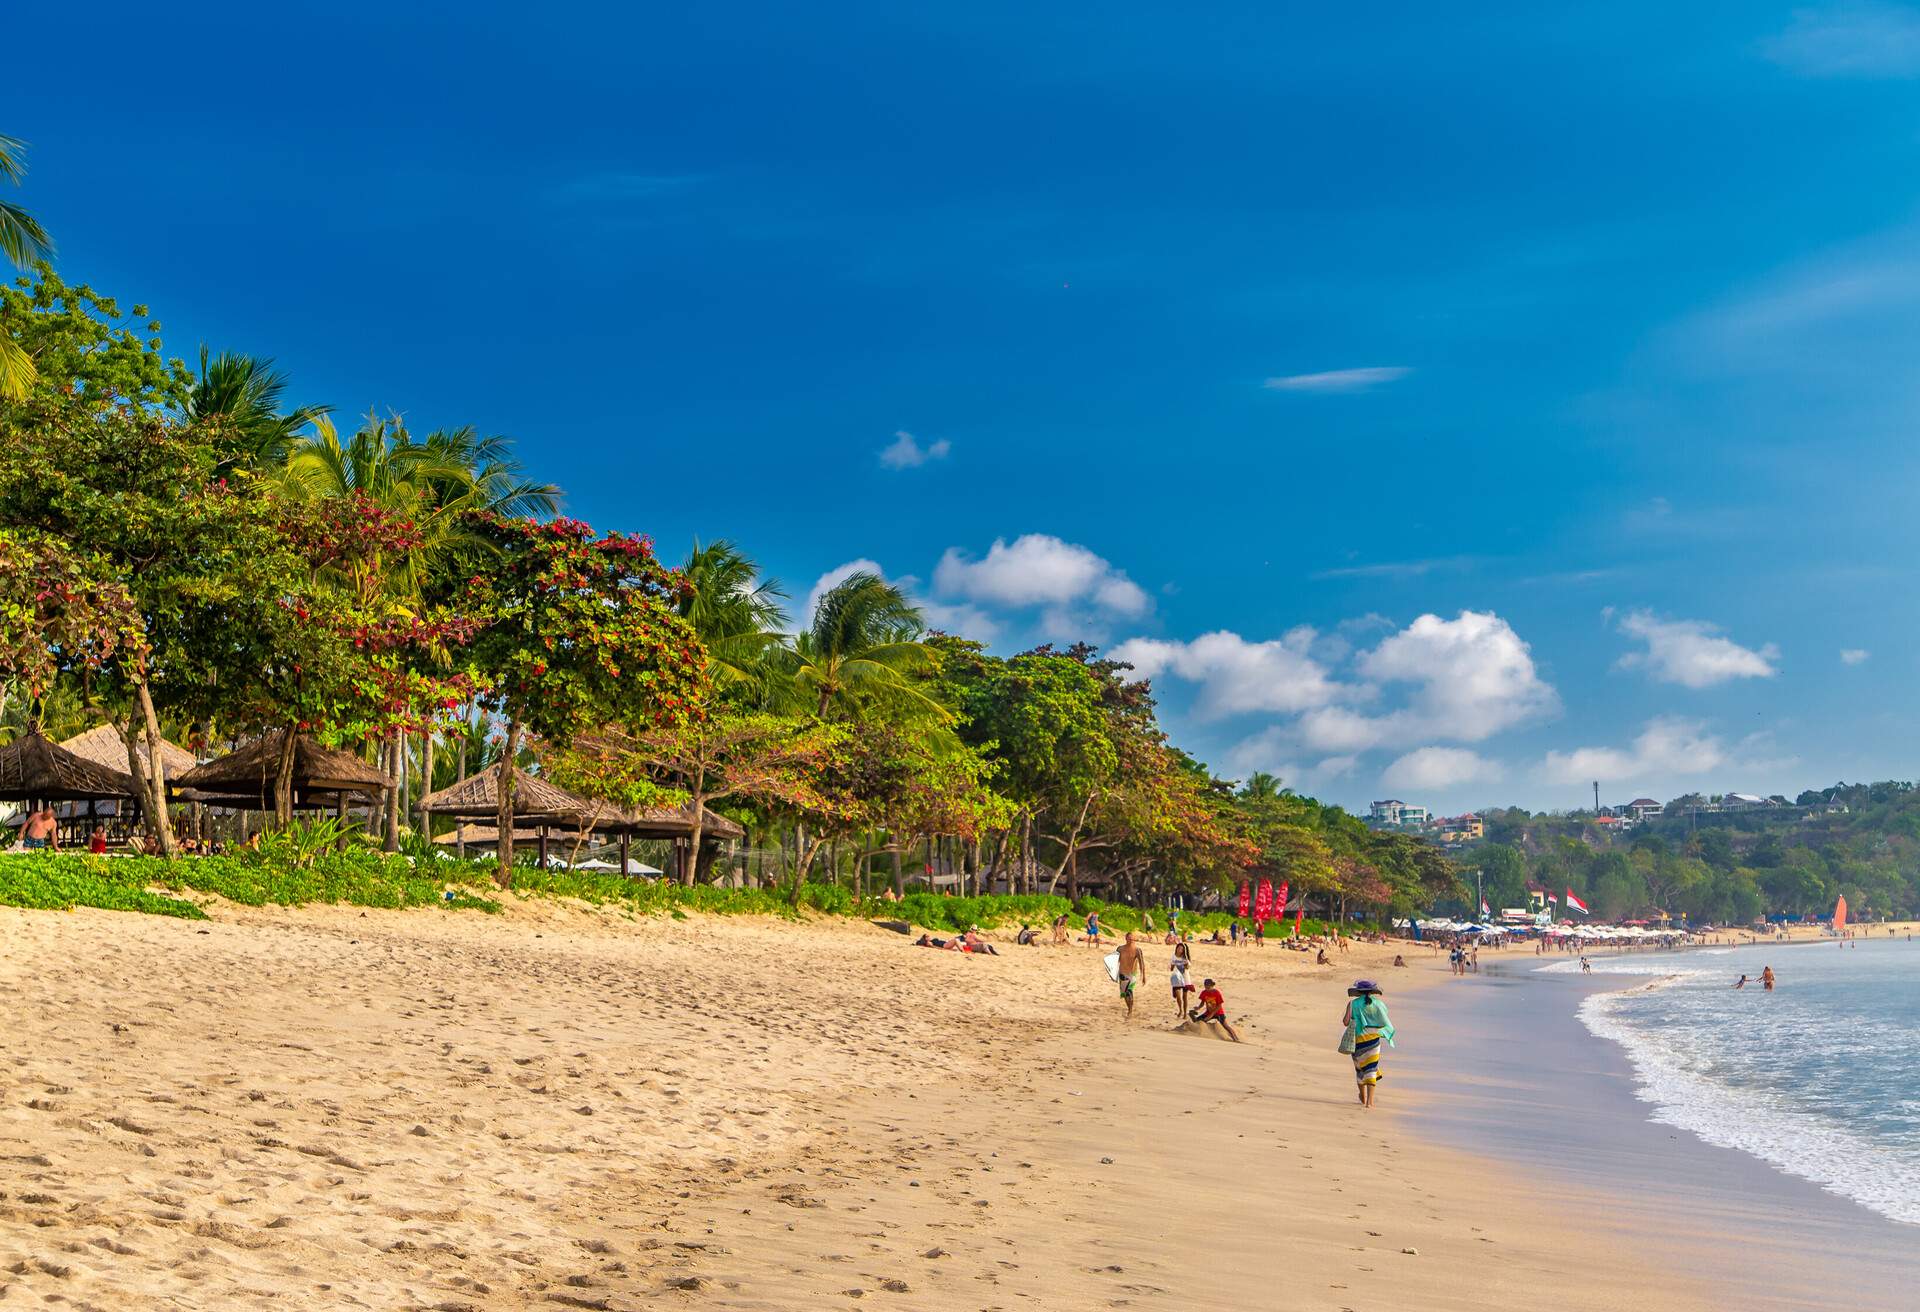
[0,901,1718,1309]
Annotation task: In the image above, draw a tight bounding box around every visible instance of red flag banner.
[1254,879,1274,923]
[1274,881,1289,919]
[1294,907,1304,934]
[1236,881,1251,918]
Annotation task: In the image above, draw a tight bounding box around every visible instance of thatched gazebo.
[60,723,198,782]
[418,763,629,867]
[0,725,137,803]
[0,725,137,846]
[419,762,743,876]
[172,729,389,812]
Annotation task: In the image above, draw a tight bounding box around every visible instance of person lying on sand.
[1191,979,1241,1042]
[962,929,999,956]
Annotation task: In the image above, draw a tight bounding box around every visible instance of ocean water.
[1545,937,1920,1225]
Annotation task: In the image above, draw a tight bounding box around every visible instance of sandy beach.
[0,901,1734,1310]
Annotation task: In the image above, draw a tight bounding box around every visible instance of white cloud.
[878,430,952,469]
[934,535,1150,634]
[1615,610,1779,688]
[1382,747,1502,791]
[1263,366,1411,393]
[1540,717,1730,784]
[1841,647,1871,665]
[1761,3,1920,78]
[1312,556,1472,580]
[1109,628,1349,719]
[1296,705,1393,754]
[918,598,1001,643]
[1356,611,1560,743]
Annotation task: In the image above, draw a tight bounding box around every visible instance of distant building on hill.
[1437,814,1484,844]
[1625,797,1662,821]
[1368,799,1431,830]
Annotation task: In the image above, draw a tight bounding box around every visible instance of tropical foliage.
[2,208,1464,921]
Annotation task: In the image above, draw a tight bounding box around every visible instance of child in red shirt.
[1194,978,1242,1043]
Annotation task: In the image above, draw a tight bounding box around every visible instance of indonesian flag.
[1565,888,1589,916]
[1237,881,1251,918]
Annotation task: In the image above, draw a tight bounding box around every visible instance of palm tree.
[1240,771,1288,803]
[410,425,559,519]
[679,539,788,694]
[187,348,330,468]
[787,572,947,721]
[0,133,55,402]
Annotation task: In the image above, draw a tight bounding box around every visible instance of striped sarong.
[1352,1029,1385,1086]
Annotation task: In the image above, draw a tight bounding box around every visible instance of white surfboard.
[1103,949,1123,982]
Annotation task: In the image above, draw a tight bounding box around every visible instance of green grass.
[0,854,207,919]
[0,849,1365,938]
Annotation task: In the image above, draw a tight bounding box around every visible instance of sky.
[12,2,1920,814]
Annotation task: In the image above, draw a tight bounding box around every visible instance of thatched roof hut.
[417,764,742,840]
[418,764,607,825]
[59,723,197,780]
[0,725,137,802]
[172,729,388,810]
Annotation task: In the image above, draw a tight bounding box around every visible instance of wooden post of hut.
[537,824,549,871]
[619,829,631,879]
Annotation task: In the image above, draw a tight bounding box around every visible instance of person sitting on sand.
[1392,954,1407,968]
[1052,913,1070,946]
[1016,924,1037,946]
[1315,947,1331,966]
[962,929,998,956]
[1208,928,1226,945]
[1192,978,1241,1042]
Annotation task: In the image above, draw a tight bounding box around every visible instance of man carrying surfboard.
[1113,932,1147,1018]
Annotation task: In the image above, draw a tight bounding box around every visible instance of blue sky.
[13,2,1920,812]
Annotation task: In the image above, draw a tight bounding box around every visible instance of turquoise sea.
[1544,935,1920,1226]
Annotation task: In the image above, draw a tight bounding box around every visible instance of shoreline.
[1399,941,1915,1311]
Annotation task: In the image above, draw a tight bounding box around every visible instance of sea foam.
[1581,983,1920,1225]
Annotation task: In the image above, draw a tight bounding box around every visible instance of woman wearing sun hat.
[1341,980,1395,1108]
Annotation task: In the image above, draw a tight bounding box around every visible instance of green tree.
[788,572,945,721]
[458,512,707,883]
[186,349,328,469]
[677,540,788,697]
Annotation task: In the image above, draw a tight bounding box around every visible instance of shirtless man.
[19,806,57,851]
[1116,931,1147,1018]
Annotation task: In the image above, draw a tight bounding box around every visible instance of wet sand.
[1400,943,1914,1311]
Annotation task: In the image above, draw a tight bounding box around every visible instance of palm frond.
[0,199,52,270]
[0,335,34,402]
